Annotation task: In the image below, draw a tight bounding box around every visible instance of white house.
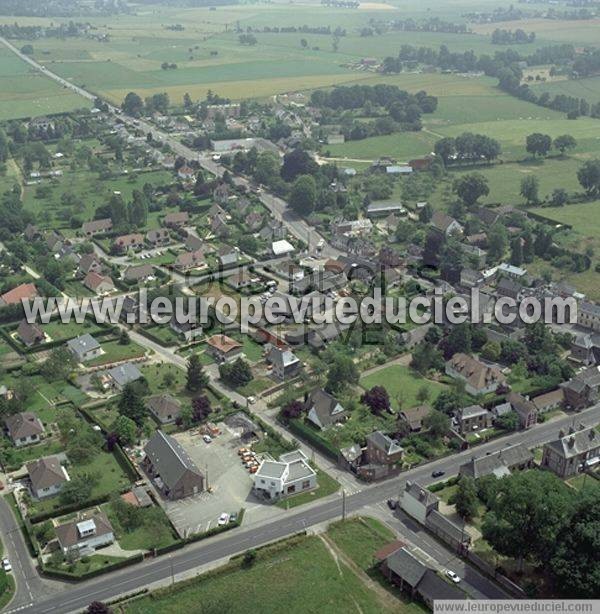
[27,456,70,499]
[66,334,102,363]
[253,450,316,501]
[55,513,115,556]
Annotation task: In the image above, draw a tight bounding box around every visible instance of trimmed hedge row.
[287,418,339,460]
[41,552,144,581]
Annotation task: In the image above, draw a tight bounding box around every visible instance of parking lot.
[164,425,277,537]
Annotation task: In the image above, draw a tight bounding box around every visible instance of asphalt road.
[2,404,599,613]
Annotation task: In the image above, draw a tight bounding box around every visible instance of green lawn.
[0,437,64,471]
[276,467,339,509]
[45,553,127,577]
[237,377,272,398]
[40,319,105,343]
[360,363,446,410]
[86,339,146,366]
[124,534,398,614]
[140,324,182,347]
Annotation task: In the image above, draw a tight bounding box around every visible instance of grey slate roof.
[108,363,142,387]
[426,510,469,544]
[144,430,204,491]
[544,426,600,460]
[404,481,439,508]
[385,547,428,587]
[367,431,404,456]
[67,333,100,358]
[459,443,533,479]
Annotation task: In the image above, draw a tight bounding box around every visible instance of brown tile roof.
[206,334,241,354]
[83,271,114,291]
[163,212,189,226]
[55,511,113,549]
[447,353,506,392]
[0,283,38,306]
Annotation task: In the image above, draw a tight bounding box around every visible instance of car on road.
[387,498,398,510]
[218,513,230,526]
[229,512,238,523]
[2,558,12,572]
[432,470,445,478]
[445,570,461,583]
[246,396,256,405]
[203,435,212,444]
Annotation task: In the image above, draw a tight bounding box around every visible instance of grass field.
[360,363,446,409]
[0,46,89,120]
[86,339,146,367]
[124,533,400,614]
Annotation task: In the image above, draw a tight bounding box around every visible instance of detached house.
[253,450,316,502]
[123,264,154,283]
[17,320,46,347]
[431,211,463,237]
[112,233,144,253]
[267,345,301,380]
[55,512,115,556]
[177,166,195,182]
[4,412,44,447]
[163,211,189,228]
[365,431,404,466]
[82,218,112,237]
[77,254,103,278]
[206,334,242,362]
[542,425,600,478]
[146,393,182,425]
[445,353,506,396]
[174,249,205,272]
[506,392,537,430]
[83,272,114,295]
[305,388,346,429]
[27,455,70,499]
[454,405,492,434]
[0,283,38,307]
[143,430,204,500]
[146,228,170,246]
[67,334,102,363]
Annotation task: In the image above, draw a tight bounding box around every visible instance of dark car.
[387,498,398,510]
[229,512,238,523]
[431,469,445,478]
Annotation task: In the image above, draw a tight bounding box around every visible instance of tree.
[487,222,508,261]
[326,354,359,393]
[281,400,305,421]
[280,148,318,182]
[360,386,390,415]
[481,340,501,362]
[577,159,600,197]
[186,354,208,393]
[118,383,147,426]
[112,415,137,446]
[482,471,573,568]
[118,329,130,345]
[496,411,519,431]
[520,175,539,205]
[441,323,472,359]
[289,175,316,215]
[433,389,463,415]
[418,202,433,223]
[254,152,280,186]
[192,395,212,422]
[416,385,431,404]
[526,132,552,158]
[422,410,450,439]
[553,134,577,155]
[510,237,523,266]
[41,347,76,381]
[219,358,253,388]
[452,173,489,207]
[163,371,176,388]
[60,474,94,506]
[550,188,568,207]
[455,477,479,520]
[550,489,600,598]
[434,137,455,165]
[121,92,144,117]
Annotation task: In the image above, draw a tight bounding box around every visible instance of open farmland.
[0,46,89,119]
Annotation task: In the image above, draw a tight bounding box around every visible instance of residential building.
[82,218,112,236]
[163,212,190,228]
[459,443,534,479]
[175,249,205,271]
[146,228,170,246]
[16,320,46,347]
[541,425,600,478]
[55,512,114,556]
[398,405,431,433]
[400,481,439,524]
[577,301,600,332]
[143,430,204,499]
[107,363,143,389]
[364,431,404,465]
[532,389,564,414]
[112,233,144,253]
[177,166,195,181]
[445,353,506,396]
[454,405,492,434]
[366,201,406,217]
[267,345,301,380]
[0,283,38,307]
[77,254,103,278]
[205,334,242,362]
[67,334,102,363]
[146,393,182,425]
[506,392,538,430]
[253,450,316,501]
[218,247,238,267]
[83,272,115,295]
[170,317,203,343]
[561,366,600,410]
[184,234,203,252]
[305,388,346,430]
[496,277,522,300]
[27,455,70,499]
[4,412,44,447]
[272,240,295,257]
[123,264,154,283]
[431,211,463,236]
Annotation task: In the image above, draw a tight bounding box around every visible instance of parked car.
[445,570,461,583]
[203,435,212,444]
[431,469,445,478]
[246,396,256,405]
[218,513,229,526]
[229,512,238,523]
[2,558,11,572]
[386,498,398,510]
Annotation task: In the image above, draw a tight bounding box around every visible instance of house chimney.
[568,437,575,448]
